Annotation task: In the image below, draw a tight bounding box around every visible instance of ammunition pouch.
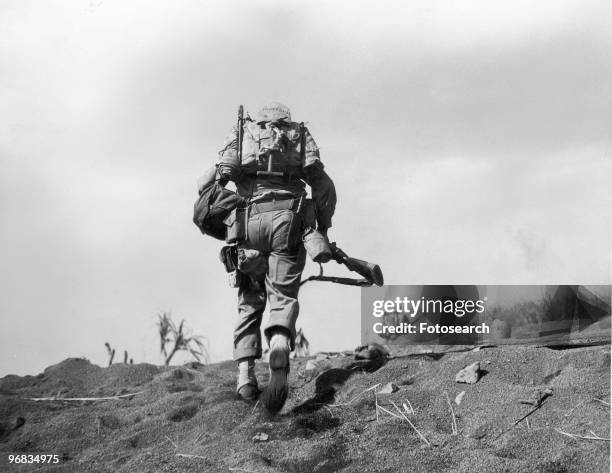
[219,245,241,288]
[219,245,238,272]
[237,247,268,280]
[223,207,248,244]
[219,245,268,288]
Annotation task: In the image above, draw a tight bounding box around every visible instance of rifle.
[237,105,244,162]
[301,242,384,287]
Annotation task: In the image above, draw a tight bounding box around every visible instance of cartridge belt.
[249,197,301,216]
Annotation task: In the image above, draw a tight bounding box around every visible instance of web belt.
[249,197,301,216]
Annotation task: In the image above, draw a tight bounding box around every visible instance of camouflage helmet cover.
[255,102,291,123]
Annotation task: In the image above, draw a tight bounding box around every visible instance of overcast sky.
[1,0,611,376]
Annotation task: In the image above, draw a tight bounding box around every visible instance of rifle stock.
[329,242,384,286]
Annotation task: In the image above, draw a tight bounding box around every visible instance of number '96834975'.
[8,454,60,464]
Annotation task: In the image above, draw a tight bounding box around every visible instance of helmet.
[256,102,291,123]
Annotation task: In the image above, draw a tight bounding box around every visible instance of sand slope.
[0,345,610,472]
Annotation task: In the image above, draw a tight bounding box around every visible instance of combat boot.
[261,330,290,413]
[236,357,259,401]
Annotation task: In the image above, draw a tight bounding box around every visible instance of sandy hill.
[0,344,610,472]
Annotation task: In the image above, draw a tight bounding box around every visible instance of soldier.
[198,103,336,412]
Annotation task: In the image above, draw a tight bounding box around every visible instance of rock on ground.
[456,361,482,384]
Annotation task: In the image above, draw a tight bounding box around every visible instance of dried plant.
[444,391,458,435]
[294,327,310,357]
[105,343,133,366]
[123,350,133,364]
[157,312,209,366]
[104,342,115,367]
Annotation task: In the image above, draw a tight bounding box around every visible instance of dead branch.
[444,392,458,435]
[390,401,430,446]
[554,428,610,441]
[25,391,142,402]
[329,383,381,407]
[376,403,404,420]
[176,453,207,460]
[513,403,543,426]
[564,398,590,417]
[165,435,178,449]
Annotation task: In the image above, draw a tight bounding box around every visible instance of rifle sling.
[300,275,372,287]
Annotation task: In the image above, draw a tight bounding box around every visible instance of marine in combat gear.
[197,102,336,412]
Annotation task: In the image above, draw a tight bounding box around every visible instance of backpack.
[217,105,322,181]
[240,120,305,177]
[193,181,245,240]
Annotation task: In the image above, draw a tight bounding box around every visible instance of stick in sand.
[347,383,381,405]
[376,404,404,420]
[375,390,379,422]
[25,391,143,402]
[329,383,381,407]
[391,400,431,446]
[176,453,207,460]
[554,428,610,441]
[564,395,610,417]
[592,398,610,406]
[165,435,178,450]
[444,392,458,435]
[513,403,544,426]
[495,398,550,440]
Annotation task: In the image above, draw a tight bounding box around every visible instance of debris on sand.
[504,389,554,431]
[554,428,610,442]
[519,388,553,407]
[305,360,319,372]
[352,344,391,371]
[25,392,142,402]
[397,376,414,386]
[252,432,269,442]
[377,382,399,394]
[354,343,390,360]
[455,391,466,405]
[455,362,482,384]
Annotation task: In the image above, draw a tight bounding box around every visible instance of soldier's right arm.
[304,168,337,234]
[300,127,336,233]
